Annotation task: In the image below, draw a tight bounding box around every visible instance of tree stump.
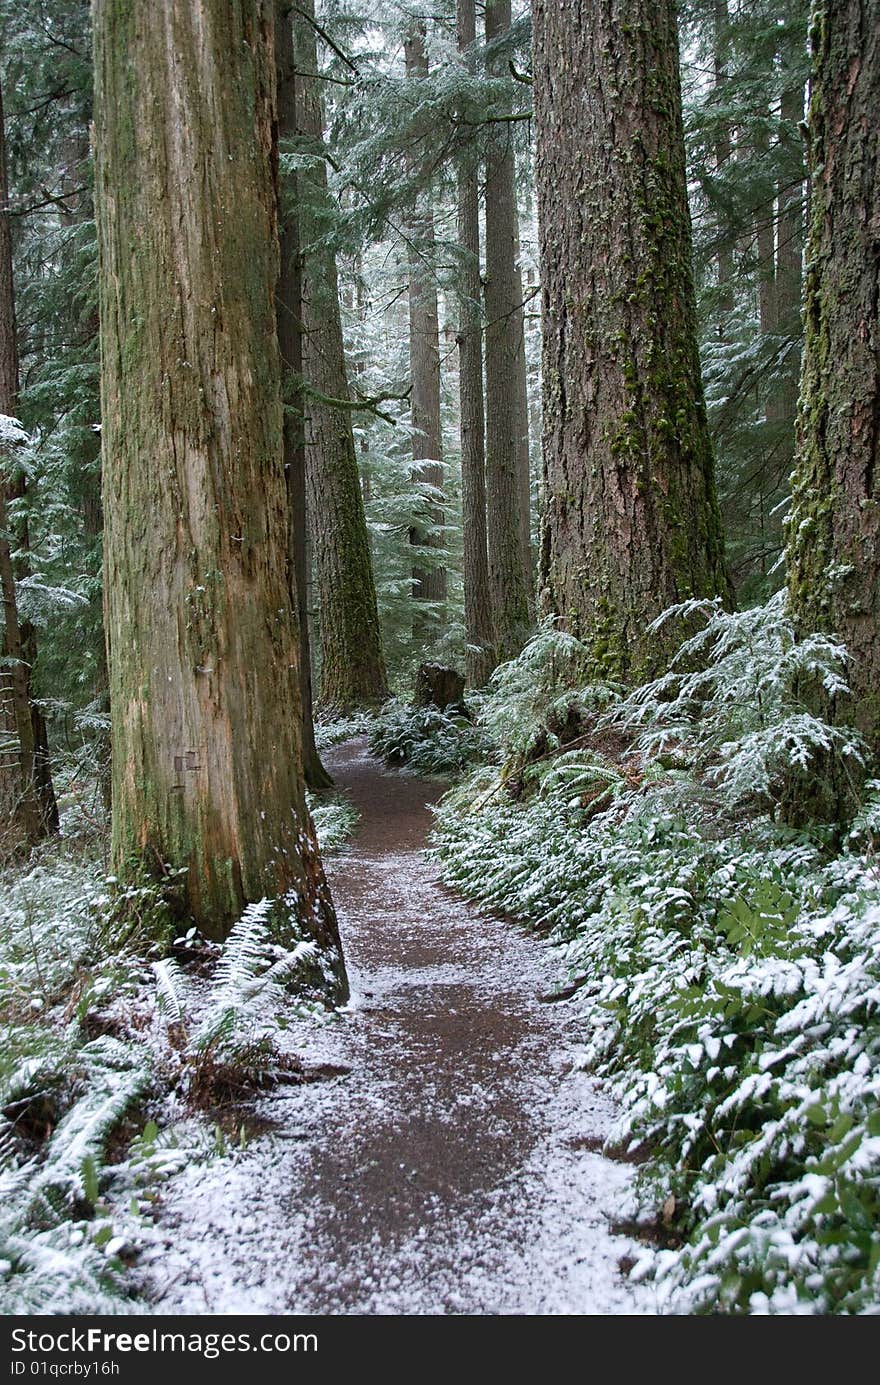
[414,663,467,712]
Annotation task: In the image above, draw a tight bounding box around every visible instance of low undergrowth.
[307,790,359,853]
[368,696,493,777]
[0,789,350,1313]
[433,598,880,1314]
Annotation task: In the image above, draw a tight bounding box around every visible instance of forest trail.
[143,742,653,1315]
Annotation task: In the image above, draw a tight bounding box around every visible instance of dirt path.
[143,742,654,1315]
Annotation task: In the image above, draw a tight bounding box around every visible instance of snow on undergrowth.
[433,598,880,1314]
[0,789,350,1314]
[369,697,492,777]
[307,790,359,852]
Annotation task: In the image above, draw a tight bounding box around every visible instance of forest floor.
[136,741,654,1315]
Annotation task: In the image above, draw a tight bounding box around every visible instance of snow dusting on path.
[139,742,656,1315]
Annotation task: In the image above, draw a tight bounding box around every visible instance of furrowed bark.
[533,0,732,681]
[787,0,880,751]
[94,0,347,999]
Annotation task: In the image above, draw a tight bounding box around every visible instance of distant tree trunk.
[484,0,532,659]
[56,125,109,803]
[94,0,347,997]
[787,0,880,750]
[294,0,388,715]
[533,0,731,681]
[456,0,495,688]
[755,118,778,341]
[405,24,447,634]
[276,3,332,789]
[353,268,373,504]
[769,73,806,440]
[0,493,41,850]
[0,76,57,845]
[713,0,735,326]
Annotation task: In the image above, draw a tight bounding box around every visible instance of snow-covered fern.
[601,593,863,810]
[196,897,319,1050]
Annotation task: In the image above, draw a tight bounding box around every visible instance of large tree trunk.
[533,0,731,681]
[276,2,332,789]
[786,0,880,750]
[405,24,447,633]
[93,0,347,998]
[484,0,532,660]
[293,0,388,717]
[456,0,495,688]
[0,75,57,846]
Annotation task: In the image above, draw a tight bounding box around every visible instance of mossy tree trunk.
[293,0,388,717]
[457,0,496,688]
[405,24,447,634]
[276,2,332,787]
[0,75,58,845]
[484,0,532,661]
[94,0,347,994]
[786,0,880,751]
[533,0,732,681]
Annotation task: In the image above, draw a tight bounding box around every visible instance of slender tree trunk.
[456,0,495,688]
[787,0,880,750]
[56,125,110,807]
[484,0,532,659]
[755,120,778,341]
[93,0,347,998]
[405,24,447,633]
[294,0,388,715]
[713,0,735,327]
[533,0,731,681]
[276,2,332,789]
[353,268,373,505]
[0,493,41,849]
[770,74,806,436]
[0,76,57,844]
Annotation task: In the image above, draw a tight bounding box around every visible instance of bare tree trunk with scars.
[0,75,58,846]
[787,0,880,751]
[293,0,388,717]
[456,0,496,688]
[94,0,347,998]
[484,0,532,661]
[533,0,732,681]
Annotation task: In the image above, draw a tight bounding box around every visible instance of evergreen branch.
[457,111,532,126]
[485,284,540,332]
[289,6,360,77]
[302,381,410,426]
[292,67,357,89]
[7,188,89,219]
[509,61,533,86]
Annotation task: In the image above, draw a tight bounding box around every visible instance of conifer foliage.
[0,0,879,1319]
